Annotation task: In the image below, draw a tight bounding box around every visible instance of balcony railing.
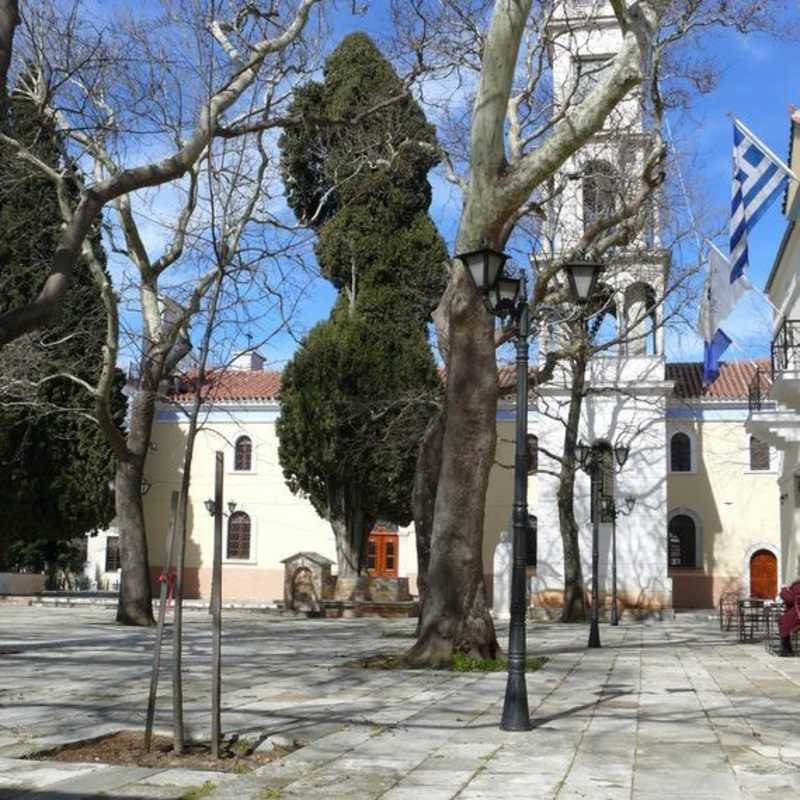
[772,318,800,377]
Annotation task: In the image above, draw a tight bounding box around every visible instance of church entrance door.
[750,550,777,599]
[366,532,399,578]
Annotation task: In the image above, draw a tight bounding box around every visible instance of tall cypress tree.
[277,34,447,579]
[0,88,124,564]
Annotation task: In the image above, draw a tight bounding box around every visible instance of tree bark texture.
[115,382,158,626]
[406,270,500,666]
[411,410,445,626]
[328,483,373,578]
[558,345,588,622]
[0,0,18,117]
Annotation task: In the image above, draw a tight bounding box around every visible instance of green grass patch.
[345,653,548,672]
[451,653,548,673]
[259,789,282,799]
[181,782,217,800]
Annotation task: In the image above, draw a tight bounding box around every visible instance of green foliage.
[0,87,124,560]
[279,33,438,233]
[6,538,87,589]
[278,302,440,527]
[451,653,549,673]
[181,782,217,800]
[277,34,447,549]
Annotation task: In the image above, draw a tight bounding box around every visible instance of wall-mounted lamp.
[141,479,151,496]
[227,501,237,515]
[204,499,216,516]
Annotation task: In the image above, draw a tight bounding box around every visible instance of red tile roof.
[666,359,771,401]
[167,359,770,404]
[170,369,282,402]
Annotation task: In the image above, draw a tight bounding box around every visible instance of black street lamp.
[456,245,510,302]
[457,243,530,732]
[498,274,531,733]
[576,441,630,648]
[602,494,636,626]
[564,260,604,305]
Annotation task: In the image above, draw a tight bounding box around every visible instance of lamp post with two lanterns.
[575,440,630,648]
[455,243,605,731]
[602,493,636,626]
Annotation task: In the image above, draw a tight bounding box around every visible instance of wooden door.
[750,550,777,599]
[367,532,399,578]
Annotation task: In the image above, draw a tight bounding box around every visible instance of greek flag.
[730,119,792,281]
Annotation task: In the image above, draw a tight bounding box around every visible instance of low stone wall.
[0,573,45,595]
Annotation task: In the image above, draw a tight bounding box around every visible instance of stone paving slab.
[3,608,800,797]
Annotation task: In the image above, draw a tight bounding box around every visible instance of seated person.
[779,579,800,656]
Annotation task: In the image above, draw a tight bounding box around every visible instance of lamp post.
[500,276,531,733]
[453,250,605,727]
[575,441,630,648]
[603,494,636,626]
[457,244,529,732]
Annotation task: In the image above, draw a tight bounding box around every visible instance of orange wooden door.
[366,533,399,578]
[750,550,777,599]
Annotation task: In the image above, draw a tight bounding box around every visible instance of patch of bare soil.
[30,730,296,773]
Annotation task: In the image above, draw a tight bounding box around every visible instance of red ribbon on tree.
[158,567,177,610]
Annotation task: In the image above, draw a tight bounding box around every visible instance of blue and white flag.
[730,119,792,281]
[698,244,751,384]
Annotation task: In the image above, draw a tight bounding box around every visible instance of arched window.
[668,514,696,568]
[226,512,251,560]
[583,160,618,229]
[586,284,618,355]
[624,282,658,356]
[670,432,692,472]
[234,435,252,471]
[749,436,770,471]
[526,434,538,474]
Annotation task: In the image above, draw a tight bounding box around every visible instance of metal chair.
[737,598,765,642]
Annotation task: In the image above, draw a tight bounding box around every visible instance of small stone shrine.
[281,552,335,613]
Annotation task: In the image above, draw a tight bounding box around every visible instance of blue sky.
[262,6,800,370]
[664,23,800,363]
[81,2,798,370]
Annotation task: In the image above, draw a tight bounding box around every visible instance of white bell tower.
[544,0,669,361]
[528,1,673,616]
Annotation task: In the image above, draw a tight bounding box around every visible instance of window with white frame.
[105,536,121,572]
[668,513,699,569]
[226,512,252,560]
[670,431,692,472]
[233,435,253,472]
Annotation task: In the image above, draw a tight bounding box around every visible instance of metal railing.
[772,318,800,377]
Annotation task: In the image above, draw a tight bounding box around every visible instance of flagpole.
[730,114,800,182]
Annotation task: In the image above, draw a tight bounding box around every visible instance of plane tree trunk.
[411,410,445,628]
[115,378,159,626]
[406,269,500,666]
[558,344,588,622]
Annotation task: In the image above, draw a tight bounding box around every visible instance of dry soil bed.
[30,730,295,773]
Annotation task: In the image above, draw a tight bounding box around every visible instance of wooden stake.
[144,490,179,752]
[172,490,187,754]
[211,451,223,758]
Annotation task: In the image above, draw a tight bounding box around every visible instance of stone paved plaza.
[2,607,800,798]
